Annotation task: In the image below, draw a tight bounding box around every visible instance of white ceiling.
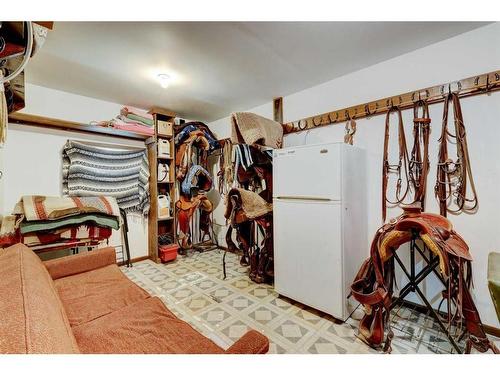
[26,22,489,122]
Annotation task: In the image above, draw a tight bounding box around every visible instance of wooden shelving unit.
[147,108,177,263]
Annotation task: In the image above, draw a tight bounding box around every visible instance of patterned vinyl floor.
[122,249,499,354]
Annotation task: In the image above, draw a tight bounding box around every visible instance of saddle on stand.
[173,121,220,251]
[351,205,498,354]
[224,188,273,284]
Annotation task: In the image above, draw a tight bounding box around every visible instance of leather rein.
[410,100,431,211]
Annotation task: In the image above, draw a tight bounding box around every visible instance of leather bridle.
[382,106,413,222]
[410,100,431,211]
[435,93,478,217]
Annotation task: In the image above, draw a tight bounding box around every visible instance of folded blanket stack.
[94,106,155,136]
[0,195,120,249]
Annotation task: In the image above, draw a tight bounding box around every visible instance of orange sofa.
[0,244,269,354]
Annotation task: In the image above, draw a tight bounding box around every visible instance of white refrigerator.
[273,142,367,321]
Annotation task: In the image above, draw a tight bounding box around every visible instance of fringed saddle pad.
[231,112,283,149]
[224,188,272,224]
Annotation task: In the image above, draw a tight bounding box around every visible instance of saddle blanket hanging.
[62,141,150,215]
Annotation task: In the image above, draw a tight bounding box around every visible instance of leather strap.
[410,100,431,211]
[435,93,478,217]
[382,107,412,222]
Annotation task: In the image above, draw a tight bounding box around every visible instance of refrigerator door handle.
[275,196,336,202]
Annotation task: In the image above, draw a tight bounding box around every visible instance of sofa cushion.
[54,264,150,327]
[73,297,225,354]
[0,244,80,353]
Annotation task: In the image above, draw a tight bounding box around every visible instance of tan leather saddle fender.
[176,196,199,234]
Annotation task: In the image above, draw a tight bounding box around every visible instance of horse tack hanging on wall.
[344,118,356,145]
[435,92,478,217]
[409,100,431,211]
[381,105,413,222]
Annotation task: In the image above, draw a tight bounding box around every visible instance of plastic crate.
[159,244,179,263]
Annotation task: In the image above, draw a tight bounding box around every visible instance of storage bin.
[158,120,174,137]
[159,244,179,263]
[158,195,171,218]
[158,163,170,182]
[158,139,170,158]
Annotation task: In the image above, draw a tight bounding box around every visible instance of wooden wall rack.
[281,69,500,134]
[8,112,150,141]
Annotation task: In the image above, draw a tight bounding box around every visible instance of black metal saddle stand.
[120,208,132,267]
[391,230,464,353]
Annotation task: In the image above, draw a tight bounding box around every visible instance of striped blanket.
[14,195,120,221]
[62,141,150,214]
[22,225,113,247]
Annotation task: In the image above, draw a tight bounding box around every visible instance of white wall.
[208,22,500,327]
[0,84,149,259]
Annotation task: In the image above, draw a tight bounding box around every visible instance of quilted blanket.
[62,141,150,214]
[0,215,21,247]
[14,195,120,221]
[19,213,120,234]
[22,225,113,247]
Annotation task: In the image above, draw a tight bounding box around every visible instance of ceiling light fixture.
[157,73,170,88]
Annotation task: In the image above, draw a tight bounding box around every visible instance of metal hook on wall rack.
[364,104,371,117]
[282,69,500,135]
[450,81,462,94]
[485,75,491,94]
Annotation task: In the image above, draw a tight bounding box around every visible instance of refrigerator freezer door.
[273,198,344,319]
[273,143,341,201]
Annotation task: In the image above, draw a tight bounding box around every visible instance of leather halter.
[435,93,478,217]
[409,100,431,211]
[382,106,412,222]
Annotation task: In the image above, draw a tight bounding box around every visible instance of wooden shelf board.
[157,181,175,184]
[158,217,174,222]
[8,112,150,141]
[149,106,176,118]
[157,156,172,160]
[157,134,173,139]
